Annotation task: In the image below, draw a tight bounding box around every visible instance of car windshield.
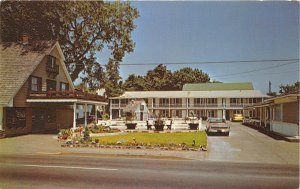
[209,118,225,123]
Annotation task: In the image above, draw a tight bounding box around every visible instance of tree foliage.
[104,58,123,97]
[1,1,139,96]
[122,64,210,91]
[279,81,299,95]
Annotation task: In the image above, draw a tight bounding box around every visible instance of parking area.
[206,122,299,165]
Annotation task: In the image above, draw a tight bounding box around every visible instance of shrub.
[83,128,90,141]
[102,113,109,120]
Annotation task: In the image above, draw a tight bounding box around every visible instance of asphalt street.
[0,154,299,189]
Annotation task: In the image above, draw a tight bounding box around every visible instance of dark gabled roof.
[182,82,254,91]
[0,41,55,106]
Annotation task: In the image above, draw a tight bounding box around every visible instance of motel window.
[208,110,216,118]
[46,79,56,91]
[207,98,217,104]
[159,98,169,105]
[121,99,128,104]
[194,98,205,104]
[161,110,169,118]
[274,104,282,121]
[140,105,144,111]
[60,82,69,91]
[30,76,42,92]
[47,56,56,68]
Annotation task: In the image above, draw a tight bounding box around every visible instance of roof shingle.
[0,41,55,106]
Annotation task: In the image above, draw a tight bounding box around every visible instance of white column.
[0,106,3,131]
[84,103,87,127]
[186,98,189,117]
[95,104,98,124]
[118,99,121,118]
[151,98,154,109]
[168,98,171,117]
[110,99,113,120]
[73,103,77,130]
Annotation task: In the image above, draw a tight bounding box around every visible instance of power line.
[118,58,299,66]
[211,61,299,78]
[211,69,300,80]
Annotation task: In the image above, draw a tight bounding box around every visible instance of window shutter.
[28,76,32,91]
[38,77,42,92]
[66,84,69,91]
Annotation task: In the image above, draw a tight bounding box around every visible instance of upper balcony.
[28,90,106,102]
[46,62,59,78]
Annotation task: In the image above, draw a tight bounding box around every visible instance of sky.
[96,1,299,94]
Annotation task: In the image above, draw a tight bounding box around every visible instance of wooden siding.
[283,101,299,124]
[56,108,73,129]
[13,46,73,107]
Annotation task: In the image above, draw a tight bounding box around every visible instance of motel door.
[32,108,45,132]
[225,110,230,120]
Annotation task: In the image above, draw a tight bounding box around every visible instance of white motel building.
[109,82,268,120]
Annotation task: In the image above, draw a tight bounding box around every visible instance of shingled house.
[0,39,107,136]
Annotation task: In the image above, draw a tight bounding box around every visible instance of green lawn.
[92,131,207,148]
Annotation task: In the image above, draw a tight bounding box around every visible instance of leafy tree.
[170,67,210,90]
[1,1,139,85]
[104,58,123,97]
[122,74,146,91]
[279,81,299,95]
[144,64,172,90]
[122,64,211,91]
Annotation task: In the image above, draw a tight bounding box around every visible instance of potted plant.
[125,112,137,130]
[154,114,165,131]
[188,111,199,130]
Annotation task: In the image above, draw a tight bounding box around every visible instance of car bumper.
[207,128,230,133]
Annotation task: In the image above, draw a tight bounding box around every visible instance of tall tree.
[122,64,211,91]
[104,58,123,97]
[123,74,146,91]
[279,81,299,95]
[170,67,210,90]
[144,64,172,90]
[1,1,139,85]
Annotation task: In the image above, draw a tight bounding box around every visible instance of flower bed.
[58,130,207,151]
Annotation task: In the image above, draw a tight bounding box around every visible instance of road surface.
[0,154,298,189]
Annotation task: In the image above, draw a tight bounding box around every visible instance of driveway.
[206,122,299,165]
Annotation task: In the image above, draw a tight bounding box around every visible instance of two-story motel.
[110,83,268,120]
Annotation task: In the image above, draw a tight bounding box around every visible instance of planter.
[126,123,137,130]
[189,123,199,130]
[154,124,164,131]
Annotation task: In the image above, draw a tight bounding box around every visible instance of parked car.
[206,118,230,136]
[231,114,243,122]
[243,116,251,125]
